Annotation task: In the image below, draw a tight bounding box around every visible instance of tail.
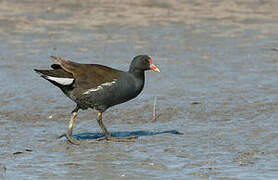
[34,69,74,86]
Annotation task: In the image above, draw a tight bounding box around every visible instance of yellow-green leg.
[64,106,80,144]
[96,112,112,139]
[96,112,138,142]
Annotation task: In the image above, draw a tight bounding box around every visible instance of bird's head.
[129,55,160,73]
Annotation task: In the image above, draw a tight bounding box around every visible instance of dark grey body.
[63,71,145,112]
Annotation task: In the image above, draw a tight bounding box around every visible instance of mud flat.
[0,0,278,179]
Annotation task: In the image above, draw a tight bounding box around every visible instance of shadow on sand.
[73,130,183,140]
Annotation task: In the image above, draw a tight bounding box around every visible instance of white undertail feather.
[83,79,117,94]
[45,76,74,85]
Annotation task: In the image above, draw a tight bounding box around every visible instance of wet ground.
[1,0,278,179]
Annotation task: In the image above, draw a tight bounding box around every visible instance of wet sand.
[1,0,278,179]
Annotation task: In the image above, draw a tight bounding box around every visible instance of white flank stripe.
[45,76,74,85]
[83,79,117,94]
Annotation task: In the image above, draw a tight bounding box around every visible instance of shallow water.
[1,0,278,179]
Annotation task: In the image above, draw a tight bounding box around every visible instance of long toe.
[107,136,138,142]
[57,133,66,139]
[95,136,107,142]
[65,133,80,145]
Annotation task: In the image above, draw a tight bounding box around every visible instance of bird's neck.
[128,69,145,97]
[129,68,145,80]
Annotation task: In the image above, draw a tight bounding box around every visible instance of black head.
[129,55,160,73]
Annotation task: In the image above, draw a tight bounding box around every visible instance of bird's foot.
[57,133,80,145]
[96,135,138,142]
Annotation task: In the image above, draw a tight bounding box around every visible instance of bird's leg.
[96,112,138,142]
[67,110,78,136]
[96,112,112,140]
[61,106,80,145]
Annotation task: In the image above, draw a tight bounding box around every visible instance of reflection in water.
[74,130,183,140]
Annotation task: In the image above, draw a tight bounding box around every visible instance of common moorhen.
[34,55,160,144]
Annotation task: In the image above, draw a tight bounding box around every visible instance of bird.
[34,55,160,144]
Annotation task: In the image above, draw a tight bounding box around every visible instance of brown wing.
[50,56,120,90]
